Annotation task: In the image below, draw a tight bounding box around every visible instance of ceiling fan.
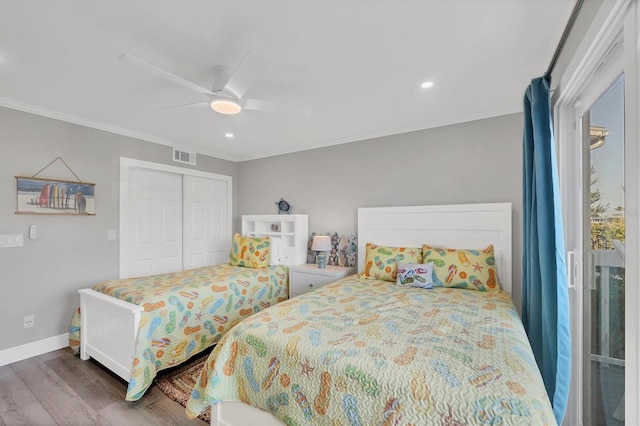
[119,52,311,116]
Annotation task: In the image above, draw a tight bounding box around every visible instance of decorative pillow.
[360,243,422,282]
[396,263,434,289]
[422,244,500,292]
[229,233,271,268]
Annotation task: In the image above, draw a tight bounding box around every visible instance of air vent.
[173,148,196,165]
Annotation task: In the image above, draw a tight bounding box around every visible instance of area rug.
[155,350,212,423]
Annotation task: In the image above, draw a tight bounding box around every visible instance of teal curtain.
[522,75,571,424]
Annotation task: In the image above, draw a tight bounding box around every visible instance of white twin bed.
[75,219,303,400]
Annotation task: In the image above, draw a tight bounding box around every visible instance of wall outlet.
[23,315,34,329]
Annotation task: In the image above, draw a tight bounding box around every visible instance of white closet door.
[183,175,229,269]
[127,167,183,277]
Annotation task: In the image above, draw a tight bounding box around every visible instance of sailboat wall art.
[16,176,96,215]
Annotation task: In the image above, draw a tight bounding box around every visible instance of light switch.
[0,234,24,248]
[108,230,117,241]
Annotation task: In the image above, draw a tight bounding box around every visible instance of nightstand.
[289,264,355,298]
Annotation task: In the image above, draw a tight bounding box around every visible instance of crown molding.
[234,106,521,162]
[0,98,239,162]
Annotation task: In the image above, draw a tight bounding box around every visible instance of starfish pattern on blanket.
[300,358,315,377]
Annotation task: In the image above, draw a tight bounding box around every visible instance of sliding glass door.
[582,75,626,426]
[555,3,638,423]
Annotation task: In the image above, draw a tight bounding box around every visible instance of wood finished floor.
[0,348,207,425]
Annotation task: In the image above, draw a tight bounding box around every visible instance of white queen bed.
[184,203,554,425]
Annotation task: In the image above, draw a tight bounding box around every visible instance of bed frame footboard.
[211,401,283,425]
[78,288,143,381]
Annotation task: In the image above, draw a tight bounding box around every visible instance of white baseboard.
[0,333,69,366]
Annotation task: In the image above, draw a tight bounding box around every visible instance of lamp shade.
[311,235,331,251]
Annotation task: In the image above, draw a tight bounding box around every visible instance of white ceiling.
[0,0,575,162]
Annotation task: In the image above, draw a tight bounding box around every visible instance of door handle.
[567,251,576,289]
[589,252,596,290]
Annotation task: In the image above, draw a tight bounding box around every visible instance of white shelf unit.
[241,214,309,266]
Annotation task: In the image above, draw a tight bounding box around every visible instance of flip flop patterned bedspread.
[71,264,288,401]
[186,275,555,425]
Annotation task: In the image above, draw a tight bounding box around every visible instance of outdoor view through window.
[586,74,625,426]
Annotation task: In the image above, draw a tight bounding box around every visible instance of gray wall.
[0,107,238,350]
[238,113,524,307]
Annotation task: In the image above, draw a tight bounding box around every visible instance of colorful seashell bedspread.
[186,275,555,425]
[70,264,288,401]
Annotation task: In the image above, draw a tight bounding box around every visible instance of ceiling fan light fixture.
[210,98,242,115]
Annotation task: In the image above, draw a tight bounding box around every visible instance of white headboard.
[357,203,512,294]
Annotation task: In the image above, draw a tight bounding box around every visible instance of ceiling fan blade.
[223,51,267,99]
[120,53,215,97]
[211,65,235,92]
[152,101,210,111]
[243,98,312,116]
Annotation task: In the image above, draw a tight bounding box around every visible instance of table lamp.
[311,235,331,269]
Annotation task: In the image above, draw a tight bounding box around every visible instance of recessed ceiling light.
[225,132,234,139]
[421,81,434,89]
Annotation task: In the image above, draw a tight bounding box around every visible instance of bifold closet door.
[182,175,229,269]
[127,167,183,277]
